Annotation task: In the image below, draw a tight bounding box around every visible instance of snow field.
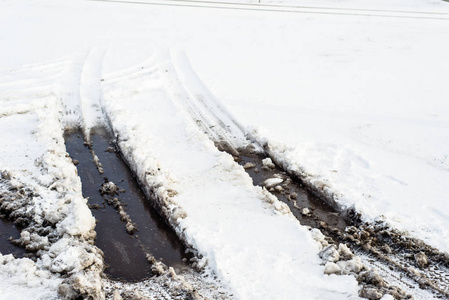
[1,0,449,298]
[184,3,449,253]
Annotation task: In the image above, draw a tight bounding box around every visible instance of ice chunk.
[319,245,340,263]
[414,252,429,268]
[262,158,275,169]
[337,243,354,260]
[243,162,256,169]
[264,178,284,188]
[99,179,119,195]
[337,257,364,274]
[324,262,341,275]
[301,208,311,216]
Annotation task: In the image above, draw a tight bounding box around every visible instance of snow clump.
[262,157,275,169]
[264,177,284,189]
[319,243,365,276]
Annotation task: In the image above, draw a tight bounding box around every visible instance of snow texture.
[1,0,449,298]
[100,50,361,299]
[0,46,103,298]
[185,1,449,253]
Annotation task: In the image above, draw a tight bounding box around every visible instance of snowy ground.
[1,0,449,299]
[186,2,449,252]
[0,65,103,298]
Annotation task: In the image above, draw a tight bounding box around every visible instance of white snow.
[0,45,102,297]
[100,52,360,299]
[1,0,449,298]
[261,157,275,169]
[184,2,449,252]
[0,254,61,300]
[263,177,284,188]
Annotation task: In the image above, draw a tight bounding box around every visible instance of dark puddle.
[0,218,26,258]
[64,128,187,282]
[237,152,348,231]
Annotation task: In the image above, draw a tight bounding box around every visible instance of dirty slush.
[64,128,188,281]
[230,145,449,299]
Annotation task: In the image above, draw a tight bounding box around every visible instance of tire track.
[163,51,449,299]
[0,59,66,116]
[0,56,107,298]
[56,48,107,135]
[158,49,253,156]
[76,52,235,298]
[79,48,107,139]
[57,52,88,128]
[0,58,67,82]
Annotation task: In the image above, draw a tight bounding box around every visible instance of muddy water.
[64,129,187,281]
[0,218,26,257]
[236,151,449,298]
[237,152,348,231]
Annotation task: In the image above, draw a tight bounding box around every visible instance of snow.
[0,254,61,300]
[263,177,284,188]
[1,0,449,298]
[184,3,449,252]
[209,0,449,12]
[100,53,360,299]
[0,49,103,297]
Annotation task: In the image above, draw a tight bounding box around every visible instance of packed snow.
[1,0,449,298]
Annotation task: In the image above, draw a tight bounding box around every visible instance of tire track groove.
[165,51,449,299]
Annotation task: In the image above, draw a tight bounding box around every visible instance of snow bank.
[0,62,103,298]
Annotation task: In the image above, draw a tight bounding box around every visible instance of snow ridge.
[0,58,104,299]
[100,49,360,299]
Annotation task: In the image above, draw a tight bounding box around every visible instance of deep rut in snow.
[64,128,188,281]
[232,148,449,299]
[237,152,348,231]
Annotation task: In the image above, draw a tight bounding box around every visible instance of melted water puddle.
[64,128,187,281]
[0,218,26,258]
[237,152,449,298]
[237,152,348,231]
